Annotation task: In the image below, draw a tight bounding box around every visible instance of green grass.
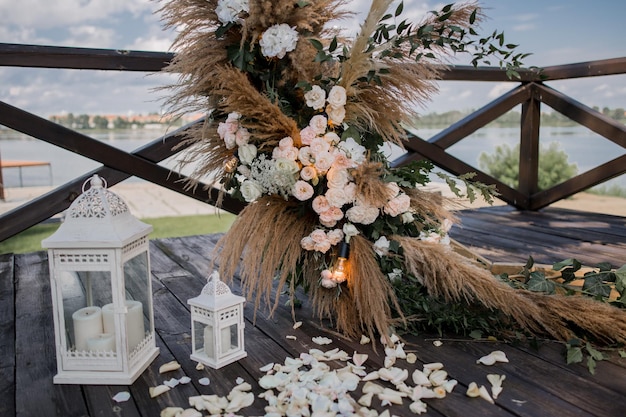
[0,213,237,255]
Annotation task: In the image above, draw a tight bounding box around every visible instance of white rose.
[325,187,348,208]
[240,180,263,202]
[305,85,326,110]
[338,137,366,164]
[274,158,299,175]
[401,211,415,224]
[326,167,349,189]
[326,104,345,125]
[373,236,390,256]
[342,223,359,241]
[346,204,379,225]
[327,85,347,107]
[259,24,299,59]
[215,0,249,24]
[238,143,257,165]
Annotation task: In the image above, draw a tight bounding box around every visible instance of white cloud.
[0,0,154,29]
[487,82,515,100]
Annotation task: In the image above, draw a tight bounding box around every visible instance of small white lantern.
[188,271,246,369]
[42,175,159,384]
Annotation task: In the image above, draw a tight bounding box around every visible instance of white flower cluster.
[259,23,299,59]
[215,0,249,25]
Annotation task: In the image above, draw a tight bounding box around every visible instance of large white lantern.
[42,175,159,384]
[188,271,246,369]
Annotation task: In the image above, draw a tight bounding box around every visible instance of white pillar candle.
[86,333,116,352]
[203,325,214,358]
[221,326,232,354]
[126,300,145,351]
[72,306,103,351]
[102,300,145,351]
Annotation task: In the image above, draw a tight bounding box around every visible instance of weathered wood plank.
[14,251,90,417]
[0,253,15,416]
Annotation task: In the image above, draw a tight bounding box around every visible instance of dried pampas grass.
[394,235,626,344]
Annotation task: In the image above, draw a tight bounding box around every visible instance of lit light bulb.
[331,256,348,282]
[331,241,350,283]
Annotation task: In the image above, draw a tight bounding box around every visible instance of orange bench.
[0,160,52,187]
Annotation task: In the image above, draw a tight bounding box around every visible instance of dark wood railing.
[0,43,624,242]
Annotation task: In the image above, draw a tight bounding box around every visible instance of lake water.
[0,125,624,189]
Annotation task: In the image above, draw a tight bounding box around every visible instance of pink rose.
[235,127,250,146]
[312,195,330,214]
[300,166,317,181]
[325,187,348,208]
[309,115,328,135]
[298,146,315,165]
[384,193,411,217]
[310,137,330,156]
[293,180,314,201]
[327,229,344,245]
[310,229,327,243]
[314,152,335,173]
[314,240,332,253]
[300,126,316,145]
[326,167,349,189]
[300,236,315,251]
[279,136,294,149]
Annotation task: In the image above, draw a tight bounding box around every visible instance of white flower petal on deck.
[312,336,333,345]
[160,407,184,417]
[292,321,302,329]
[158,360,181,374]
[112,391,130,402]
[198,377,211,386]
[477,350,509,365]
[149,385,170,398]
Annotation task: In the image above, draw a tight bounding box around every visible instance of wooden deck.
[1,206,625,417]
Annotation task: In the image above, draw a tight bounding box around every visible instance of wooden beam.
[0,43,173,71]
[518,86,541,199]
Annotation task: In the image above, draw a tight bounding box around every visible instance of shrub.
[478,142,578,190]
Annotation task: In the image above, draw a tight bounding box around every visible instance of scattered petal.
[423,362,444,373]
[112,391,130,403]
[149,385,170,398]
[352,352,368,367]
[433,340,443,347]
[235,377,244,385]
[443,379,458,393]
[198,377,211,386]
[286,335,297,340]
[358,392,374,407]
[160,407,184,417]
[293,321,302,329]
[178,409,202,417]
[406,353,417,364]
[312,336,333,345]
[428,369,448,387]
[412,370,431,386]
[409,400,428,414]
[477,350,509,366]
[163,378,180,388]
[466,382,481,398]
[178,376,192,384]
[478,385,495,404]
[487,374,506,399]
[260,362,274,372]
[359,335,371,345]
[195,362,204,371]
[159,360,181,374]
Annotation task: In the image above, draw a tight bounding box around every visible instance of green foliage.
[0,214,236,255]
[478,142,578,190]
[566,339,605,374]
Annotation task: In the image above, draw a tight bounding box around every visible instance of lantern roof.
[188,272,245,310]
[42,175,153,249]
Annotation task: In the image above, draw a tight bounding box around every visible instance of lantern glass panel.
[60,270,113,353]
[222,323,238,355]
[123,252,151,352]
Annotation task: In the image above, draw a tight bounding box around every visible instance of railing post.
[518,83,541,209]
[0,147,5,200]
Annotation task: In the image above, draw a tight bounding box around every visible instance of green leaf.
[614,265,626,292]
[585,343,604,361]
[553,258,581,271]
[582,275,611,298]
[586,356,597,375]
[309,38,324,51]
[395,1,404,17]
[469,9,477,24]
[527,272,555,293]
[469,330,483,340]
[329,36,338,52]
[566,346,583,364]
[596,262,613,272]
[619,350,626,358]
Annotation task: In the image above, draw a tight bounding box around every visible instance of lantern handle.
[82,175,107,193]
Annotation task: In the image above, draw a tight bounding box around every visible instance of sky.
[0,0,624,117]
